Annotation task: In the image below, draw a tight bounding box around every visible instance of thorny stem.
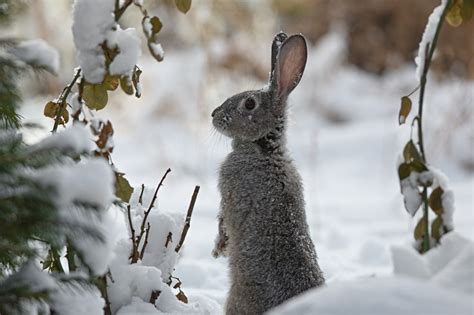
[175,186,200,253]
[415,0,451,253]
[52,68,81,133]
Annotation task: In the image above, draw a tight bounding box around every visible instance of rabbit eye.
[244,98,256,110]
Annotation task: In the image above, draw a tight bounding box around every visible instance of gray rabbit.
[211,32,325,314]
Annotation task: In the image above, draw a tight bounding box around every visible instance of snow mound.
[392,232,474,295]
[270,276,473,315]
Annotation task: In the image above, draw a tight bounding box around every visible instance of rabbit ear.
[274,34,307,99]
[270,32,288,84]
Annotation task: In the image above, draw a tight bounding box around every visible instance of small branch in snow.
[138,183,145,205]
[132,168,171,263]
[115,0,133,21]
[175,186,200,253]
[149,290,161,305]
[165,232,173,248]
[127,204,139,262]
[52,68,81,133]
[139,222,151,260]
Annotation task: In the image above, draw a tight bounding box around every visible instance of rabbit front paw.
[211,235,228,258]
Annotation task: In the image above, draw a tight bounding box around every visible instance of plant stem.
[52,69,81,133]
[415,0,451,253]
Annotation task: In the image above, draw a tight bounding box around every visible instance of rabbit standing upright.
[211,32,325,314]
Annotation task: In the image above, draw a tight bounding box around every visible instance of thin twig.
[138,183,145,205]
[115,0,133,20]
[165,232,173,248]
[127,205,138,262]
[134,168,171,260]
[149,290,161,304]
[52,68,81,133]
[175,186,200,253]
[139,222,151,260]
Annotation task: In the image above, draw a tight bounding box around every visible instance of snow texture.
[399,171,423,216]
[31,124,92,154]
[429,166,456,229]
[72,0,115,83]
[108,26,141,78]
[414,0,449,81]
[392,232,474,295]
[149,42,165,59]
[107,187,220,314]
[270,276,473,315]
[9,39,60,74]
[27,125,116,275]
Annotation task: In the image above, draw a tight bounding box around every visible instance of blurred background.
[3,0,473,305]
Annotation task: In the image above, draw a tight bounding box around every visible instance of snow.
[399,172,423,216]
[28,130,116,275]
[49,280,105,315]
[108,27,142,78]
[72,0,115,83]
[270,276,473,315]
[149,42,165,60]
[107,187,221,314]
[31,124,92,154]
[9,39,60,74]
[142,17,153,38]
[392,232,474,295]
[414,0,449,82]
[430,166,456,229]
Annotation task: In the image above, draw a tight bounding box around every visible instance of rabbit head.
[212,32,307,142]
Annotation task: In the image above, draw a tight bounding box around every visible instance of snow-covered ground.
[20,30,474,313]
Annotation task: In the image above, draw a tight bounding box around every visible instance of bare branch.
[175,186,200,253]
[134,168,171,262]
[139,222,151,260]
[165,232,173,248]
[138,183,145,205]
[127,205,139,263]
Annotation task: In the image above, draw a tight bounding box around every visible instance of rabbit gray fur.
[211,32,325,314]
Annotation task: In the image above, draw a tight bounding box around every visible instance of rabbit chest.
[218,144,306,242]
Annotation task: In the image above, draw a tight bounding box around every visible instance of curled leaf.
[82,84,108,110]
[120,77,134,95]
[150,16,163,34]
[115,173,134,203]
[176,290,188,304]
[399,96,412,125]
[104,75,120,91]
[175,0,192,13]
[44,101,59,118]
[429,187,444,215]
[132,67,142,98]
[398,163,411,181]
[403,140,422,163]
[414,217,426,241]
[61,108,69,125]
[447,2,463,27]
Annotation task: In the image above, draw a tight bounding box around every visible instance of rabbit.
[211,32,325,315]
